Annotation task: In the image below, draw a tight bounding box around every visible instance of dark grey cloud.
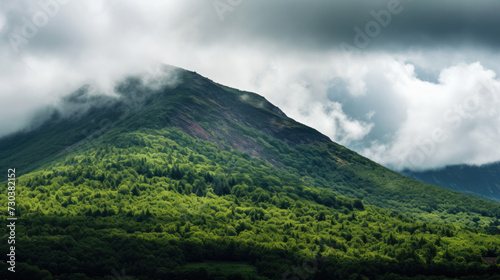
[174,0,500,53]
[2,1,500,62]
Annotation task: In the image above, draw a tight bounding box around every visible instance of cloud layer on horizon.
[1,0,500,171]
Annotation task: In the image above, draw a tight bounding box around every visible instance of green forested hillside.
[0,67,499,279]
[403,163,500,203]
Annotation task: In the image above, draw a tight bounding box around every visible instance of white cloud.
[360,61,500,170]
[243,55,374,144]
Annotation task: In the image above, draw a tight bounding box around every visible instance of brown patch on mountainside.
[174,112,284,167]
[230,135,261,158]
[174,114,213,141]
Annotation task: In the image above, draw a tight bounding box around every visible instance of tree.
[353,199,365,210]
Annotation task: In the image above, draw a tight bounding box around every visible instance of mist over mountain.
[0,65,329,173]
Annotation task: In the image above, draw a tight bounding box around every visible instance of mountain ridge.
[403,162,500,203]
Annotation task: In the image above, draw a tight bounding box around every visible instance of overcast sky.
[1,0,500,171]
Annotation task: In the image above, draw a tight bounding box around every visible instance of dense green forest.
[0,68,499,279]
[1,128,499,279]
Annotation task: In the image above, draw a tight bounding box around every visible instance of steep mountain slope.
[402,163,500,203]
[0,65,499,280]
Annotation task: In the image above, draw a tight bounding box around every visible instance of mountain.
[0,65,499,280]
[402,163,500,203]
